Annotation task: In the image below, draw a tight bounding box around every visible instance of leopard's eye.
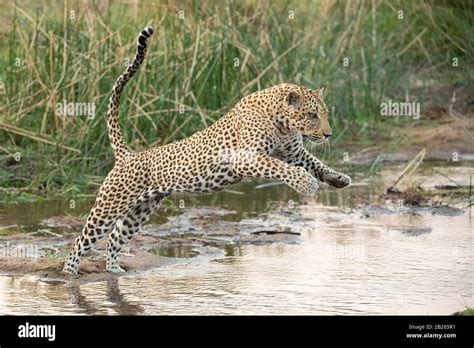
[308,111,319,120]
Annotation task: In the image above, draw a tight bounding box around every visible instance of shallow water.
[0,164,472,315]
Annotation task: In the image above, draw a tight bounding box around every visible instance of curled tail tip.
[141,25,155,38]
[145,26,154,35]
[137,25,155,48]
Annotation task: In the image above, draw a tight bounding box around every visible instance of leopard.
[63,26,352,275]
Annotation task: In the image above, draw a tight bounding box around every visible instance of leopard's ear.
[287,90,300,106]
[316,87,325,98]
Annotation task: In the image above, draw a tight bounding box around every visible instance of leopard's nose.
[323,132,332,139]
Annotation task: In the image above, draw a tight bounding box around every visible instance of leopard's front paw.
[325,172,352,189]
[289,167,320,195]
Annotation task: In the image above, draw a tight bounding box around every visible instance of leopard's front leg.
[287,147,351,189]
[232,151,319,195]
[232,116,319,195]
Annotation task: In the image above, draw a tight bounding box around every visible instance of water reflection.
[66,283,102,315]
[105,278,145,315]
[65,278,145,315]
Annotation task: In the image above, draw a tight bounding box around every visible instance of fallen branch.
[387,148,426,193]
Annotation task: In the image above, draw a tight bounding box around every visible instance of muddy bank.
[343,97,474,164]
[0,239,180,286]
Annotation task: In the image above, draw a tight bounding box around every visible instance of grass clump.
[0,0,471,197]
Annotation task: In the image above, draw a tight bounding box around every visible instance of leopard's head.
[282,85,332,144]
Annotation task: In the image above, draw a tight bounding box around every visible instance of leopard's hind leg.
[63,203,119,275]
[63,166,151,275]
[106,191,166,273]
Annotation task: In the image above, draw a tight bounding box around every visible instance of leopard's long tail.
[107,26,154,160]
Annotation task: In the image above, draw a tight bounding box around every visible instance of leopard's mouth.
[303,135,326,145]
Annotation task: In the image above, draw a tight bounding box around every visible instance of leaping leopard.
[63,26,351,275]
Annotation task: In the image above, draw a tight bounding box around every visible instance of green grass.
[453,306,474,316]
[0,0,472,198]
